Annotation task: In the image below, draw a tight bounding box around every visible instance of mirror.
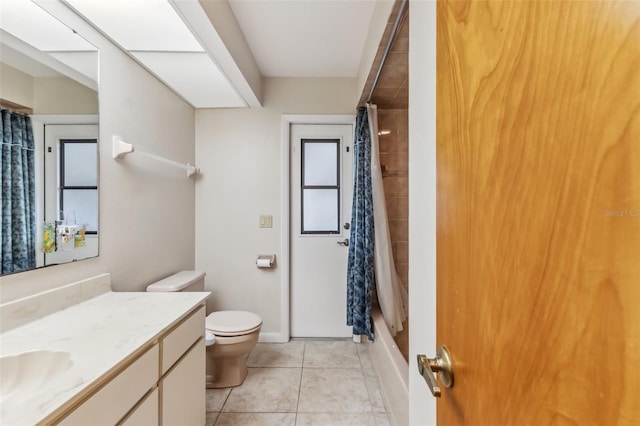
[0,0,99,276]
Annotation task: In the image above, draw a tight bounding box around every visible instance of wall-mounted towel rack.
[112,135,200,178]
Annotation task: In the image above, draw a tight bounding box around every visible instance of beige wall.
[33,77,98,114]
[195,77,358,339]
[0,63,33,108]
[0,63,98,114]
[0,7,196,303]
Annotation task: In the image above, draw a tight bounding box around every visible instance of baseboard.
[258,332,289,343]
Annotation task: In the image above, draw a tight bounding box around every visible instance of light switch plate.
[259,215,273,228]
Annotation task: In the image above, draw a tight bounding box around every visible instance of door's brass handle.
[337,238,349,247]
[417,345,454,398]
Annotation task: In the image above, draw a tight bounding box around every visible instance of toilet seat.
[206,311,262,337]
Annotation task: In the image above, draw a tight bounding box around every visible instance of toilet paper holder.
[256,254,276,269]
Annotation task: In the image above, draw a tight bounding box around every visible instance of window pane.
[63,142,98,186]
[303,141,337,186]
[62,189,98,232]
[303,188,338,232]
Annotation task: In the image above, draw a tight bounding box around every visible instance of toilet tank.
[146,271,206,292]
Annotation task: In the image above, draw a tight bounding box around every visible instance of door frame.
[408,1,437,425]
[279,115,356,342]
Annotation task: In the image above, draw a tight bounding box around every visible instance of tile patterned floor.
[205,340,390,426]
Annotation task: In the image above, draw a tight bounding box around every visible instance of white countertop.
[0,290,209,425]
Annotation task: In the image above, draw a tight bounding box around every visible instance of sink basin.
[0,350,74,402]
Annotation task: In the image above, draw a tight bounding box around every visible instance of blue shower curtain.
[346,107,375,340]
[1,109,36,274]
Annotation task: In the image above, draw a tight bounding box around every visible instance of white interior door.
[290,123,353,337]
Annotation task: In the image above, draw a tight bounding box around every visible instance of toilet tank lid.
[146,270,206,292]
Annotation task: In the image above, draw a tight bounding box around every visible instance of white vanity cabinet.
[55,305,206,426]
[58,344,159,425]
[159,306,206,425]
[0,277,211,425]
[121,388,159,425]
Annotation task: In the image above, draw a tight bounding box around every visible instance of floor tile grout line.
[217,410,298,414]
[300,366,364,369]
[207,411,220,426]
[247,366,304,369]
[211,386,233,416]
[294,341,307,424]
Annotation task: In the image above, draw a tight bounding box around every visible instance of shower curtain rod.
[365,0,409,104]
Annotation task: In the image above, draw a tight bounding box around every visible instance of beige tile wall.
[377,108,409,291]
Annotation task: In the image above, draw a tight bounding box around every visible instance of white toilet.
[146,271,262,388]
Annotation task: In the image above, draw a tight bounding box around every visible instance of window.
[301,139,340,234]
[59,139,98,233]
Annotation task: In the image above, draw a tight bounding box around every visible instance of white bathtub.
[370,307,409,426]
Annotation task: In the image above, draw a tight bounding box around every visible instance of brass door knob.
[417,345,454,397]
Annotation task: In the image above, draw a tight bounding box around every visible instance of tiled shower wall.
[377,109,409,293]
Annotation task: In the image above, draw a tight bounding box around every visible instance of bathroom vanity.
[0,274,209,425]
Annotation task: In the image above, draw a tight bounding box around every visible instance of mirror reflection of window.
[42,124,99,267]
[59,139,98,233]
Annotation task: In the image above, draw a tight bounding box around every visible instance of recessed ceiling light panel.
[132,52,246,108]
[0,0,95,51]
[63,0,204,52]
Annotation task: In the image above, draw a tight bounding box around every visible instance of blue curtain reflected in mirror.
[1,109,36,274]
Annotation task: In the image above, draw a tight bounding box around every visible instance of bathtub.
[370,307,409,426]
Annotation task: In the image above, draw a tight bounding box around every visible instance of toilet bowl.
[205,310,262,388]
[146,271,262,388]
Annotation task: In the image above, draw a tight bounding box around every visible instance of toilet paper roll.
[256,258,273,268]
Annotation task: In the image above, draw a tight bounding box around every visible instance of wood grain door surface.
[436,1,640,424]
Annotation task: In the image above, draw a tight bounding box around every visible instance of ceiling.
[229,0,409,109]
[1,0,399,109]
[228,0,377,78]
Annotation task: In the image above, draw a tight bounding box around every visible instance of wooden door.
[436,1,640,424]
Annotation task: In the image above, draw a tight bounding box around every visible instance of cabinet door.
[59,345,158,425]
[161,340,205,426]
[162,307,205,375]
[120,388,158,426]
